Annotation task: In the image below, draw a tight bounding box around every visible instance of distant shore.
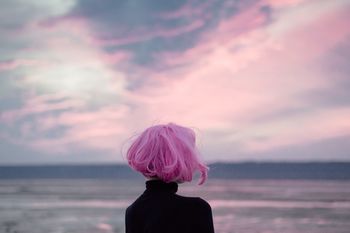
[1,162,350,180]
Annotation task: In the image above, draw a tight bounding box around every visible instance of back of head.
[126,123,208,185]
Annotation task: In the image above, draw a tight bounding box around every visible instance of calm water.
[0,179,350,233]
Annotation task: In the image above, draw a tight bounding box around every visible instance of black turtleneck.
[125,180,215,233]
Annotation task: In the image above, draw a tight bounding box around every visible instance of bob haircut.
[126,123,208,185]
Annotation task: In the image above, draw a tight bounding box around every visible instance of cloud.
[123,0,350,158]
[1,0,350,163]
[0,0,76,59]
[0,1,133,156]
[64,0,264,68]
[238,107,350,153]
[1,92,132,154]
[0,59,47,71]
[90,19,206,47]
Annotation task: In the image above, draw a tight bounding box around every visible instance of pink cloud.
[2,100,131,154]
[0,59,48,71]
[99,51,133,65]
[157,1,271,68]
[126,1,350,156]
[277,7,350,62]
[0,14,135,155]
[265,0,305,8]
[92,19,205,47]
[34,0,256,52]
[27,105,130,153]
[0,93,84,125]
[216,2,268,36]
[242,108,350,152]
[156,0,212,20]
[2,0,349,161]
[157,1,350,70]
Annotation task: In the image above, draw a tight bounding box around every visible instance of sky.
[0,0,349,165]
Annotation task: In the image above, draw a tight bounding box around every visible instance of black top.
[125,180,215,233]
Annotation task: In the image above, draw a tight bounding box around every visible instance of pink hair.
[126,123,208,185]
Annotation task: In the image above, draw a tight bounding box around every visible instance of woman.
[125,123,215,233]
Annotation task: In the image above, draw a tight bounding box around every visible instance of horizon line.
[1,160,350,167]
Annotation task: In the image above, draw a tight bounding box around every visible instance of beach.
[1,179,350,233]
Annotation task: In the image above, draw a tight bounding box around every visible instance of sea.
[0,179,350,233]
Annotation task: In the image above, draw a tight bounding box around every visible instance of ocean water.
[0,179,350,233]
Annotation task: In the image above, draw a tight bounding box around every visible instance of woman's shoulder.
[175,195,212,210]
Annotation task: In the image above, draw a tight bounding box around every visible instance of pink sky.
[0,0,349,164]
